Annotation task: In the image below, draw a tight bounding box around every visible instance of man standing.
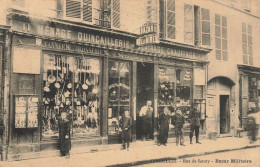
[158,107,170,146]
[172,108,185,146]
[189,104,202,144]
[139,100,153,141]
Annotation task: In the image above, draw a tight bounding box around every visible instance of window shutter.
[166,0,175,39]
[83,0,92,22]
[66,0,81,19]
[201,8,210,46]
[112,0,120,28]
[184,4,193,44]
[147,0,152,22]
[12,0,25,7]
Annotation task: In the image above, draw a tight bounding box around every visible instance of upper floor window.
[166,0,176,39]
[184,4,211,47]
[215,14,228,61]
[242,23,253,65]
[65,0,92,22]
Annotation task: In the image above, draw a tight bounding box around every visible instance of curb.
[106,144,260,167]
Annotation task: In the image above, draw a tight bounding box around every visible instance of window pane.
[242,33,247,44]
[167,0,175,11]
[215,25,221,37]
[73,57,100,136]
[216,49,221,60]
[222,27,227,39]
[202,34,210,45]
[248,35,252,45]
[222,39,227,50]
[248,45,253,56]
[242,23,247,33]
[222,51,228,61]
[202,21,210,33]
[215,14,220,25]
[243,55,248,64]
[222,16,227,27]
[249,56,253,65]
[167,11,175,25]
[167,25,175,39]
[215,37,221,49]
[248,24,252,35]
[184,4,193,19]
[242,44,247,54]
[201,8,210,20]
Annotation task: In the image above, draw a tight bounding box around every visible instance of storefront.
[2,13,210,160]
[238,65,260,128]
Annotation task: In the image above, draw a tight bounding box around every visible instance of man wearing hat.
[172,107,185,146]
[189,104,202,144]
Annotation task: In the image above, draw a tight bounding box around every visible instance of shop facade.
[238,65,260,129]
[2,13,210,161]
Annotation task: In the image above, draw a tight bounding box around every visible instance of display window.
[108,60,131,135]
[42,54,101,138]
[248,76,260,114]
[158,66,192,126]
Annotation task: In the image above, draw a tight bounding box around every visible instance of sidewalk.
[1,137,260,167]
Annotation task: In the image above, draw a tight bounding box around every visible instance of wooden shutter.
[66,0,81,19]
[184,4,193,44]
[147,0,152,22]
[166,0,175,39]
[222,16,228,61]
[83,0,92,22]
[215,14,221,60]
[248,24,253,65]
[12,0,25,7]
[112,0,120,28]
[201,8,210,46]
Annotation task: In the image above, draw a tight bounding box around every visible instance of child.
[121,110,132,151]
[59,111,71,158]
[172,108,185,146]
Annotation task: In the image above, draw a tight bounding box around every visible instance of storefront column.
[132,62,137,142]
[153,63,158,140]
[241,74,249,129]
[2,32,11,161]
[101,57,108,142]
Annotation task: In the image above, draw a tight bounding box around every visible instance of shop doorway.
[220,95,230,134]
[136,62,154,140]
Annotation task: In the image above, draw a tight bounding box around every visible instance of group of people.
[158,103,202,146]
[56,100,259,158]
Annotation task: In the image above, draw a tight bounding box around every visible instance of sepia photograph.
[0,0,259,166]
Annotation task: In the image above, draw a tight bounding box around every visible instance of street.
[140,147,260,167]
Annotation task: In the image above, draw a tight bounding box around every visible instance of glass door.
[108,60,131,135]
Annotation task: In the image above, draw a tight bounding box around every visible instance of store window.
[248,77,259,114]
[42,54,101,138]
[176,69,192,124]
[108,60,131,135]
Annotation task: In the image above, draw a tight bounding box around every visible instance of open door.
[136,62,154,140]
[220,95,230,134]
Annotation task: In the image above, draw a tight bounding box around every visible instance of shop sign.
[41,40,102,54]
[136,34,159,46]
[11,20,135,49]
[158,57,193,67]
[107,51,154,62]
[138,44,205,61]
[194,68,206,85]
[13,47,41,74]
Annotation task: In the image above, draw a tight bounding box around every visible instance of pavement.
[0,136,260,167]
